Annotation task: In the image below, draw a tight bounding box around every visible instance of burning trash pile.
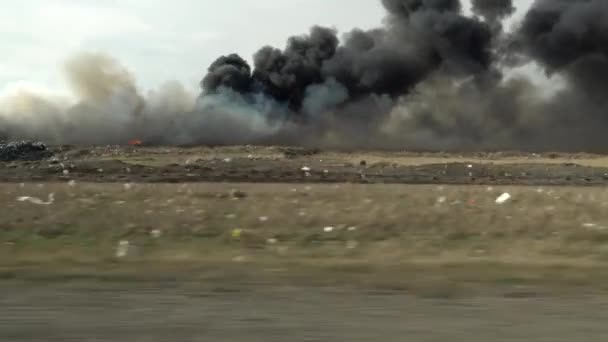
[0,141,52,162]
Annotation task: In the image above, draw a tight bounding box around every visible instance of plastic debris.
[323,226,335,233]
[266,238,278,245]
[17,193,55,205]
[231,229,243,239]
[223,158,232,163]
[115,240,131,258]
[150,229,162,238]
[259,216,269,222]
[0,141,51,161]
[68,180,77,187]
[301,166,311,172]
[437,196,447,204]
[346,240,359,249]
[347,226,358,232]
[62,169,70,175]
[496,193,512,204]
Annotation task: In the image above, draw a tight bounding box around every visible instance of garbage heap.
[0,141,52,162]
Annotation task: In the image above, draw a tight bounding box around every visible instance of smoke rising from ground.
[2,0,608,152]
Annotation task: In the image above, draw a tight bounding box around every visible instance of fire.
[128,139,143,146]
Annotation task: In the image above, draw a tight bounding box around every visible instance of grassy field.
[3,181,608,296]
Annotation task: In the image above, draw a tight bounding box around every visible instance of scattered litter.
[467,164,474,169]
[68,180,77,187]
[247,154,254,159]
[97,168,104,173]
[232,255,247,263]
[150,229,162,238]
[323,169,329,174]
[17,193,55,205]
[298,211,307,217]
[259,216,269,222]
[437,196,447,204]
[323,226,335,233]
[267,238,278,245]
[347,226,358,232]
[123,183,134,191]
[0,141,51,161]
[231,229,243,239]
[62,169,70,175]
[496,193,512,204]
[346,240,359,249]
[115,240,132,258]
[223,158,232,163]
[301,166,311,172]
[583,223,607,231]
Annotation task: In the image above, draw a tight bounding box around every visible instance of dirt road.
[1,282,607,342]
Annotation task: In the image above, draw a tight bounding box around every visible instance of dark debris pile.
[0,141,52,162]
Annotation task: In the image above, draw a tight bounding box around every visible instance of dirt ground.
[2,282,608,342]
[3,145,608,341]
[3,145,608,185]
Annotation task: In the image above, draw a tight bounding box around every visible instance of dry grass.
[3,182,608,292]
[101,145,608,168]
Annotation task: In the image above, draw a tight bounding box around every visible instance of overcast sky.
[1,0,534,96]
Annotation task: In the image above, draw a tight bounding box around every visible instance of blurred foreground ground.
[2,146,608,340]
[2,282,608,342]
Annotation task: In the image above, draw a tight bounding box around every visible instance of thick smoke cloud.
[472,0,515,26]
[2,0,608,152]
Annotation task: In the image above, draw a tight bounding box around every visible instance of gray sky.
[0,0,534,96]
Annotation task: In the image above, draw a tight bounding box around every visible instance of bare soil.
[2,145,608,185]
[2,282,608,342]
[3,145,608,341]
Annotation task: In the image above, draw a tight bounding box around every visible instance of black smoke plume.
[2,0,608,152]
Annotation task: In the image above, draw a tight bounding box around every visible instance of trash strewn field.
[4,145,608,185]
[3,181,608,295]
[4,146,608,341]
